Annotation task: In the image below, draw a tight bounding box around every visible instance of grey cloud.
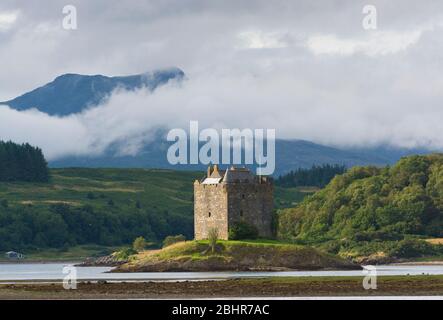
[1,0,443,158]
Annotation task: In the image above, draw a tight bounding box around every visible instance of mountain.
[1,69,434,172]
[1,68,185,116]
[274,140,426,174]
[49,136,430,176]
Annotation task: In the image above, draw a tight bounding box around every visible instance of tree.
[133,236,148,252]
[229,222,258,240]
[208,228,219,254]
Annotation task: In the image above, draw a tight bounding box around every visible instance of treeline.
[276,164,346,188]
[0,203,193,251]
[0,141,49,182]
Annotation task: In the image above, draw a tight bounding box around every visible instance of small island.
[114,240,358,272]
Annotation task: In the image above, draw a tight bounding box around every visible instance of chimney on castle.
[213,164,220,177]
[207,165,212,177]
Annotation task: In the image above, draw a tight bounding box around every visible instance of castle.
[194,165,274,240]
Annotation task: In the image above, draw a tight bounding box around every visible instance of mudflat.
[1,275,443,299]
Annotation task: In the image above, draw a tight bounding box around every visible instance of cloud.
[237,30,289,49]
[0,11,18,31]
[2,0,443,159]
[2,63,443,162]
[306,30,423,56]
[0,105,91,159]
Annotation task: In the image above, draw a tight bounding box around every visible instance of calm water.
[0,263,442,282]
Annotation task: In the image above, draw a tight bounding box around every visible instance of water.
[0,263,442,282]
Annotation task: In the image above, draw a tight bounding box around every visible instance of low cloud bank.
[1,68,443,161]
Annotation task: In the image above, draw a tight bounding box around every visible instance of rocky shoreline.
[77,255,127,267]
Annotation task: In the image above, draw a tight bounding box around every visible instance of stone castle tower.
[194,165,274,240]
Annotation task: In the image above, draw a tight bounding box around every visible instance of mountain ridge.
[1,67,185,116]
[49,137,430,176]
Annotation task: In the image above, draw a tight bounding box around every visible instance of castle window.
[242,194,245,199]
[240,210,243,216]
[208,212,211,217]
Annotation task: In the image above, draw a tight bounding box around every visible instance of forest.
[276,164,346,188]
[0,203,191,251]
[0,141,49,182]
[278,154,443,261]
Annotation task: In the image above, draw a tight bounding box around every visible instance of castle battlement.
[194,165,274,240]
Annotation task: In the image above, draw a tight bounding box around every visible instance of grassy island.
[115,240,358,272]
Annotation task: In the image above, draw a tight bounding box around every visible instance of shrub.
[353,231,403,242]
[318,240,341,255]
[114,247,137,260]
[389,239,435,258]
[163,234,186,248]
[229,222,259,240]
[133,236,148,252]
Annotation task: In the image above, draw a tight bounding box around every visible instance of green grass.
[197,239,300,247]
[0,168,306,213]
[0,168,199,213]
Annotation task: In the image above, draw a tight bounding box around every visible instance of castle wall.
[194,182,229,240]
[226,182,274,238]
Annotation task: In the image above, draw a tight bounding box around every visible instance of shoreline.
[0,260,82,265]
[389,261,443,266]
[2,257,443,268]
[1,275,443,299]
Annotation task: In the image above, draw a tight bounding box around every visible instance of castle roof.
[201,165,254,184]
[223,166,253,183]
[202,177,223,184]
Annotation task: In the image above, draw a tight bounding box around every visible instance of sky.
[1,0,443,160]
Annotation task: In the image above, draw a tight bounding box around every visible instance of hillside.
[278,154,443,262]
[1,68,184,116]
[0,168,307,252]
[115,240,357,272]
